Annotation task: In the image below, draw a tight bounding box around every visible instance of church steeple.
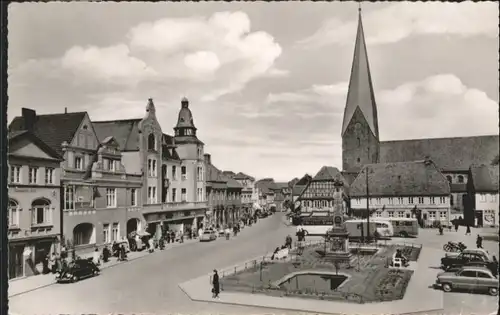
[341,8,380,172]
[341,8,379,139]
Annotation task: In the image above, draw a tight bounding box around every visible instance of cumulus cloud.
[14,11,284,100]
[298,2,498,48]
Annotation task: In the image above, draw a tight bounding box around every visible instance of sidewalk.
[8,238,198,298]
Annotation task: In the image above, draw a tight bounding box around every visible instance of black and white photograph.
[5,1,499,315]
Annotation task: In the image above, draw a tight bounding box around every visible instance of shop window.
[73,223,95,246]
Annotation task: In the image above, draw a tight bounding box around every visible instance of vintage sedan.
[435,266,498,296]
[199,230,217,242]
[56,259,100,283]
[441,249,494,272]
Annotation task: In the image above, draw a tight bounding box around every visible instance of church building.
[341,9,499,226]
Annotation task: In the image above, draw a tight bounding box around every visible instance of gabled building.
[272,182,292,211]
[467,164,499,227]
[204,154,243,227]
[7,130,63,279]
[255,178,277,209]
[291,174,312,203]
[296,166,347,213]
[9,107,144,257]
[232,172,256,212]
[349,159,451,227]
[340,9,499,226]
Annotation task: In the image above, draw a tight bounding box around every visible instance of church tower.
[341,8,380,172]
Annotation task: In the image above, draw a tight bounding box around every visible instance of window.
[31,198,51,225]
[148,134,156,151]
[450,195,454,206]
[492,195,497,202]
[398,197,404,204]
[480,194,487,202]
[148,159,157,177]
[460,271,476,278]
[428,211,436,219]
[181,188,187,202]
[418,197,424,204]
[64,185,75,210]
[74,157,82,170]
[197,147,202,158]
[8,199,19,226]
[439,197,446,204]
[197,166,203,181]
[29,167,38,184]
[45,168,54,184]
[131,188,137,206]
[197,188,203,201]
[107,159,116,172]
[357,137,361,147]
[457,175,464,183]
[430,197,435,204]
[375,212,382,218]
[103,224,110,243]
[172,166,177,180]
[106,188,117,208]
[408,197,414,204]
[388,212,394,218]
[357,157,360,163]
[112,223,119,241]
[376,198,382,204]
[10,165,21,184]
[181,166,187,180]
[397,211,404,218]
[446,175,452,183]
[388,198,394,205]
[477,272,492,279]
[148,186,157,204]
[172,188,177,202]
[440,211,447,219]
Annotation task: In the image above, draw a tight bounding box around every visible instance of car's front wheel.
[488,287,498,296]
[71,275,79,283]
[442,283,452,292]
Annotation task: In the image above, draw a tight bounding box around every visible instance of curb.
[8,240,198,298]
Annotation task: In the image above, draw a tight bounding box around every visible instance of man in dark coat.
[465,225,471,235]
[212,269,220,298]
[476,235,483,249]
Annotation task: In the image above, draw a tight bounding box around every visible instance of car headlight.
[65,273,72,278]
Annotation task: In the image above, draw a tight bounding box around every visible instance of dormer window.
[148,134,156,151]
[457,175,464,183]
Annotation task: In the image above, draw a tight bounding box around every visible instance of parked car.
[200,230,217,242]
[435,266,498,296]
[56,259,100,283]
[441,249,496,274]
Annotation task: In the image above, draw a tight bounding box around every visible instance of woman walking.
[212,270,220,298]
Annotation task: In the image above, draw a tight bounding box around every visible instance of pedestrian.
[120,244,127,261]
[285,235,292,249]
[212,270,220,298]
[198,227,203,239]
[465,224,471,235]
[42,254,50,274]
[61,245,67,260]
[476,235,483,249]
[93,247,101,266]
[454,221,459,232]
[71,248,76,262]
[49,253,56,274]
[148,238,155,253]
[492,256,498,276]
[102,246,110,263]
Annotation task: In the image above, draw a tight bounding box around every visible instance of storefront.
[8,235,58,279]
[145,209,206,239]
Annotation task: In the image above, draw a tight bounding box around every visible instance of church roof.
[233,172,255,180]
[341,10,379,138]
[349,159,450,197]
[380,135,499,172]
[470,164,499,193]
[312,166,345,182]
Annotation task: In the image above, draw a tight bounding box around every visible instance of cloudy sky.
[8,2,499,181]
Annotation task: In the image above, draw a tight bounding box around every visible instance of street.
[9,214,498,315]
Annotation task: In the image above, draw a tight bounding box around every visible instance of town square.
[5,1,499,315]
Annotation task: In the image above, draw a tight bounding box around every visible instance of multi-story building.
[231,172,255,215]
[272,183,292,211]
[296,167,347,213]
[204,154,243,227]
[349,159,451,227]
[92,98,207,238]
[9,108,144,258]
[291,174,312,203]
[7,129,63,279]
[468,164,499,227]
[255,178,277,209]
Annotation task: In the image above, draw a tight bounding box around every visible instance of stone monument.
[324,180,352,263]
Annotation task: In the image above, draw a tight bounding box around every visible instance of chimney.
[21,108,37,131]
[204,153,211,165]
[64,107,68,114]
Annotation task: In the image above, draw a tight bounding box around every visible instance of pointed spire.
[146,98,156,115]
[341,8,379,139]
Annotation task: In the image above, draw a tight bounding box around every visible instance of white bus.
[345,219,385,240]
[300,212,333,236]
[386,217,419,238]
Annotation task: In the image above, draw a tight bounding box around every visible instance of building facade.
[233,172,256,215]
[468,165,499,227]
[340,10,499,227]
[349,159,451,227]
[296,167,347,214]
[8,130,63,279]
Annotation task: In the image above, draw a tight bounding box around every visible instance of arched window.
[357,137,361,147]
[148,133,156,151]
[357,157,360,163]
[446,175,452,183]
[8,199,19,226]
[73,223,95,246]
[457,175,464,183]
[31,198,51,225]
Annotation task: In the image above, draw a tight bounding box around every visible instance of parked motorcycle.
[443,241,467,252]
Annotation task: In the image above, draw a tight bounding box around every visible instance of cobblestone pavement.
[9,218,498,315]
